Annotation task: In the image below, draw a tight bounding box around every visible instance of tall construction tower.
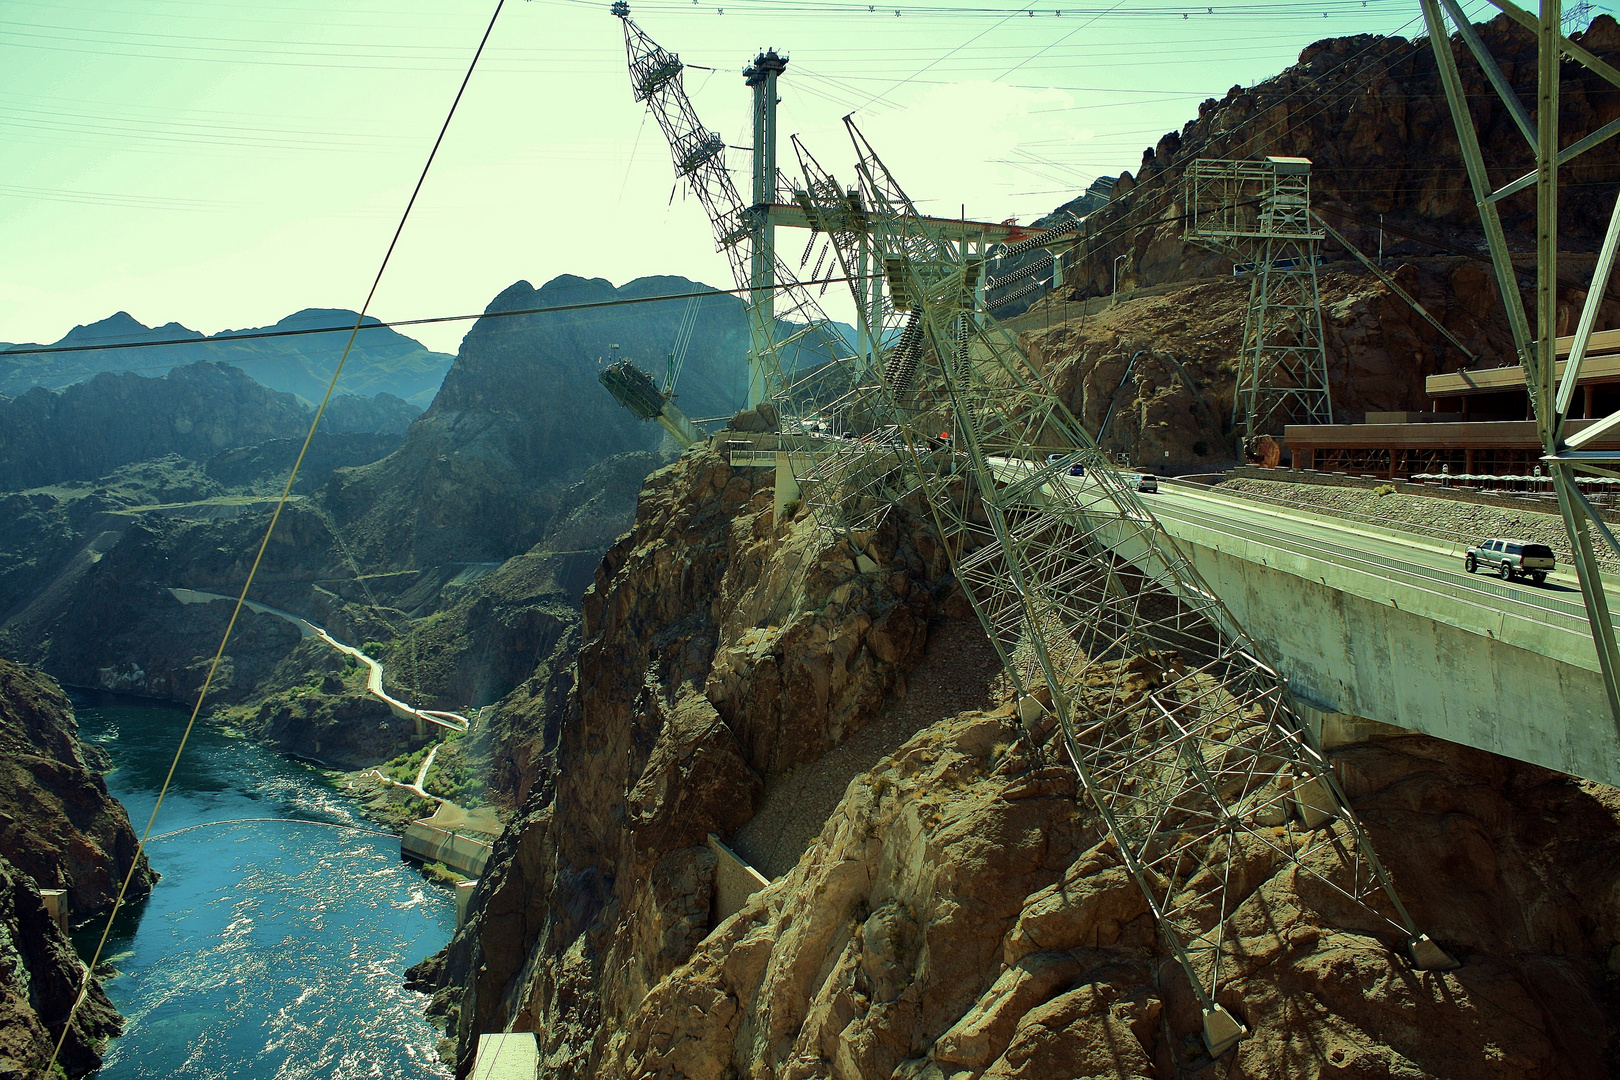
[612,4,854,416]
[744,49,786,407]
[613,20,1451,1053]
[1416,0,1620,727]
[1185,157,1332,445]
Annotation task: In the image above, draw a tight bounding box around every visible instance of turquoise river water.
[71,693,454,1079]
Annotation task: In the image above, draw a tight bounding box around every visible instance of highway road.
[1136,479,1595,630]
[977,453,1602,636]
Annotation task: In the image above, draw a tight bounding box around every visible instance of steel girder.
[1184,159,1334,443]
[1417,0,1620,734]
[791,121,1449,1057]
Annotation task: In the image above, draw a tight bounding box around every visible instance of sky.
[3,0,1613,357]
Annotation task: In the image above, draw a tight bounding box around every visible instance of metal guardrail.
[1150,497,1591,626]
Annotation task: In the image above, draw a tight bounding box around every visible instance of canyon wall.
[1006,15,1620,465]
[0,659,151,1079]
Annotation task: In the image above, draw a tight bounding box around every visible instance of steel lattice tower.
[1416,0,1620,730]
[1185,158,1333,445]
[789,121,1452,1057]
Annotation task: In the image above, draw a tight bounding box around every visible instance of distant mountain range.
[0,309,456,407]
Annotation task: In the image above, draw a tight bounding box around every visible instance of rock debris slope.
[414,448,1620,1078]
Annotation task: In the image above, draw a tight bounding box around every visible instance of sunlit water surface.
[72,694,453,1079]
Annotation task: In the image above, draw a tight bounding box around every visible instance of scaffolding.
[613,4,858,416]
[790,120,1451,1058]
[1185,157,1333,444]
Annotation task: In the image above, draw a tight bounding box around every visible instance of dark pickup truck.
[1465,538,1556,585]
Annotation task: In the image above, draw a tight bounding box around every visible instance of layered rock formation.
[412,449,948,1070]
[1017,258,1541,469]
[0,659,153,914]
[1067,16,1620,293]
[0,659,150,1079]
[0,854,123,1080]
[412,440,1620,1079]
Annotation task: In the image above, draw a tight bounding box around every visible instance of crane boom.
[611,3,863,423]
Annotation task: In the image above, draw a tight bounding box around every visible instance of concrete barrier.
[402,803,500,878]
[455,879,478,928]
[708,833,769,925]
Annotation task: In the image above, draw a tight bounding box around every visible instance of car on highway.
[1465,538,1555,584]
[1135,474,1158,493]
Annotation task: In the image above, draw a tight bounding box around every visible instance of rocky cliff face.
[0,361,416,492]
[0,854,123,1080]
[0,660,154,915]
[1017,258,1546,468]
[1005,14,1620,463]
[411,450,948,1073]
[320,275,749,568]
[0,659,149,1079]
[414,444,1620,1079]
[1066,16,1620,295]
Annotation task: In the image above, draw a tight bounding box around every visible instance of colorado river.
[71,693,453,1079]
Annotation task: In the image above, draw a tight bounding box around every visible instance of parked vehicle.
[1465,538,1556,584]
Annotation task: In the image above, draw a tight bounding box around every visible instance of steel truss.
[1185,158,1334,443]
[790,121,1451,1057]
[613,5,861,418]
[1417,0,1620,729]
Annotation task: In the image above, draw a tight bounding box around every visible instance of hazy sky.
[4,0,1606,357]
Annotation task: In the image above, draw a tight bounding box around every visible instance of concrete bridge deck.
[740,445,1617,784]
[1015,467,1617,787]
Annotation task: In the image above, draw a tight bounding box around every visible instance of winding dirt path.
[168,587,469,733]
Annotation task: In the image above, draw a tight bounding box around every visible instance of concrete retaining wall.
[708,833,769,925]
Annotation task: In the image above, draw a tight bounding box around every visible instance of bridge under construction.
[590,0,1620,1059]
